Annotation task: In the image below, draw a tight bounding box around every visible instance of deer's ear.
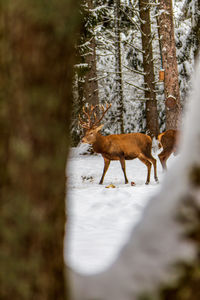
[95,124,104,132]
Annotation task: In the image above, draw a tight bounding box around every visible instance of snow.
[65,145,175,275]
[68,60,200,300]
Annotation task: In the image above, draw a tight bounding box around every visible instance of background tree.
[0,0,80,299]
[157,0,181,130]
[71,0,195,139]
[80,0,100,106]
[139,0,159,137]
[114,0,125,133]
[181,0,200,61]
[71,0,100,146]
[173,0,198,104]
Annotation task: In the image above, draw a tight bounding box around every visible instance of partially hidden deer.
[157,129,179,170]
[79,103,158,185]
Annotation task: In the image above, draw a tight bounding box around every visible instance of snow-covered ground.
[65,145,177,275]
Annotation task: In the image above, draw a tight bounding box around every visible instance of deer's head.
[79,103,111,145]
[81,125,104,144]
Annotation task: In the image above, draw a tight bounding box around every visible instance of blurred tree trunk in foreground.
[0,1,80,299]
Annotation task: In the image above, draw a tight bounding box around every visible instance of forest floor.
[65,145,177,275]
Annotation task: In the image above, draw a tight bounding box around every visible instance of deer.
[79,103,159,185]
[157,129,179,170]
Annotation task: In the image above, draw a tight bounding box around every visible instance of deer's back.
[104,132,152,160]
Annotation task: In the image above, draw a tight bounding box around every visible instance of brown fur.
[82,127,158,185]
[157,129,179,170]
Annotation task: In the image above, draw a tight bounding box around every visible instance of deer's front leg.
[99,157,110,184]
[119,157,128,184]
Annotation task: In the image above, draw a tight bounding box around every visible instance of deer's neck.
[93,133,108,153]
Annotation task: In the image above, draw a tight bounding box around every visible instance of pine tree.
[174,0,198,103]
[81,0,100,106]
[114,0,125,133]
[138,0,159,138]
[181,0,200,60]
[71,0,105,145]
[157,0,181,130]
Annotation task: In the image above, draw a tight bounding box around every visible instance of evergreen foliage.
[71,0,197,139]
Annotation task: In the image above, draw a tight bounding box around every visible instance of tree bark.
[193,0,200,61]
[0,1,80,299]
[157,0,181,130]
[83,37,99,106]
[139,0,159,138]
[82,0,100,107]
[114,0,125,134]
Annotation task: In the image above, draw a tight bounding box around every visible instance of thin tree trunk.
[139,0,159,138]
[193,0,200,61]
[157,0,181,130]
[114,0,125,134]
[0,1,80,299]
[83,0,100,107]
[84,37,100,106]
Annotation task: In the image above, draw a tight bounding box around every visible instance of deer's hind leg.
[147,155,158,182]
[138,154,152,185]
[158,148,172,171]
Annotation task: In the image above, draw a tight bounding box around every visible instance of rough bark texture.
[0,1,80,299]
[82,0,100,107]
[157,0,181,130]
[83,37,99,106]
[193,1,200,61]
[114,0,125,134]
[139,0,159,138]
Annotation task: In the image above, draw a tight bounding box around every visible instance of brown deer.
[79,104,158,185]
[157,129,179,170]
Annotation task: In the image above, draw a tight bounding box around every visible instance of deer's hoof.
[145,181,149,185]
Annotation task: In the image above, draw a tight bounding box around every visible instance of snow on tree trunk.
[157,0,181,130]
[69,59,200,300]
[139,0,159,138]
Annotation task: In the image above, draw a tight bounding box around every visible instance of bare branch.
[124,80,149,92]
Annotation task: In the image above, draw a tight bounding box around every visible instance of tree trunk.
[83,37,99,106]
[114,0,125,134]
[139,0,159,138]
[0,1,80,299]
[82,0,100,107]
[157,0,181,130]
[193,0,200,61]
